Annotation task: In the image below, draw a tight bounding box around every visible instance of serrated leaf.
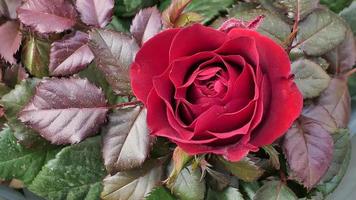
[162,0,192,28]
[29,136,106,200]
[0,127,59,185]
[301,104,337,134]
[167,165,206,200]
[228,5,291,45]
[320,0,353,13]
[106,16,131,33]
[292,59,331,99]
[206,187,244,200]
[17,0,77,33]
[262,145,280,170]
[76,0,114,28]
[2,65,28,88]
[0,21,22,64]
[101,159,163,200]
[114,0,158,17]
[283,112,334,189]
[89,29,139,95]
[21,35,50,78]
[174,11,203,27]
[165,147,193,187]
[253,181,298,200]
[146,186,176,200]
[102,107,150,174]
[0,0,21,19]
[218,157,264,182]
[295,8,347,56]
[49,31,94,76]
[19,78,108,145]
[130,6,162,46]
[340,1,356,35]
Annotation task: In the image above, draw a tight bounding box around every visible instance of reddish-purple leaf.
[3,65,28,88]
[0,21,22,64]
[76,0,114,28]
[130,7,162,46]
[49,31,94,76]
[302,105,337,134]
[19,78,108,145]
[283,112,334,189]
[218,16,265,33]
[18,0,77,33]
[0,0,22,19]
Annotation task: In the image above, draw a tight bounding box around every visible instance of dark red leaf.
[218,16,265,33]
[18,0,77,33]
[19,78,108,145]
[76,0,114,28]
[0,0,22,19]
[130,7,162,46]
[2,65,28,88]
[162,0,192,28]
[49,31,94,76]
[0,21,22,64]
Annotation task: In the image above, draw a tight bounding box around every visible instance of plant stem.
[110,101,142,109]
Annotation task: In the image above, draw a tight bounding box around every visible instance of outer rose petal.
[131,29,179,104]
[228,28,303,146]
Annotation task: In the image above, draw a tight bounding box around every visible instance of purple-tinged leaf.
[76,0,114,28]
[19,78,108,145]
[218,16,265,33]
[89,29,139,95]
[0,0,22,19]
[17,0,77,33]
[162,0,192,28]
[302,105,337,134]
[283,111,334,189]
[130,7,162,46]
[49,31,94,76]
[0,21,22,64]
[102,106,151,174]
[317,77,351,129]
[2,65,28,88]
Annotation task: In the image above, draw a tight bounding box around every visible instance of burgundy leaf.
[49,31,94,76]
[0,21,22,64]
[317,77,351,128]
[19,78,108,145]
[76,0,114,28]
[283,113,334,189]
[162,0,192,28]
[0,0,22,19]
[18,0,77,33]
[130,7,162,46]
[218,16,265,33]
[3,65,28,88]
[302,105,337,134]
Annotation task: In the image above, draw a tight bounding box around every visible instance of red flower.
[130,24,303,161]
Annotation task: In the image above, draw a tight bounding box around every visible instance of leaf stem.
[285,0,300,53]
[110,101,142,109]
[344,68,356,77]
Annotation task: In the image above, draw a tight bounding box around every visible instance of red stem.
[110,101,142,109]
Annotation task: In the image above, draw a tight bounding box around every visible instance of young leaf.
[89,29,139,95]
[102,107,150,174]
[206,187,244,200]
[291,59,331,99]
[76,0,114,28]
[165,147,193,187]
[146,186,176,200]
[21,35,50,78]
[130,6,162,46]
[0,21,22,64]
[262,145,280,170]
[101,159,163,200]
[0,127,59,185]
[0,0,22,19]
[18,0,77,33]
[49,31,94,76]
[2,65,28,88]
[295,8,347,56]
[162,0,192,28]
[19,78,108,145]
[29,136,106,200]
[218,157,264,182]
[340,1,356,35]
[283,113,334,189]
[253,181,298,200]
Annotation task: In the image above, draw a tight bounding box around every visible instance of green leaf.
[218,157,264,182]
[28,136,106,200]
[340,1,356,35]
[228,4,291,45]
[239,181,260,200]
[21,35,50,78]
[101,159,163,200]
[106,16,131,33]
[206,187,244,200]
[0,127,59,185]
[146,186,176,200]
[320,0,353,13]
[349,74,356,133]
[253,181,298,200]
[295,8,347,56]
[168,165,206,200]
[262,145,280,170]
[166,147,193,188]
[291,59,331,99]
[114,0,158,17]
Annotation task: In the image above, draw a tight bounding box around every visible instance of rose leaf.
[49,31,94,76]
[28,136,106,200]
[17,0,77,33]
[292,58,331,99]
[262,145,280,170]
[89,29,139,95]
[0,0,22,19]
[0,21,22,64]
[101,159,163,200]
[18,78,109,145]
[146,186,176,200]
[2,65,28,89]
[206,187,244,200]
[218,157,264,182]
[115,0,158,17]
[320,0,353,13]
[162,0,192,28]
[253,181,298,200]
[349,75,356,133]
[76,0,114,28]
[102,107,151,174]
[340,1,356,35]
[130,6,162,46]
[295,8,347,56]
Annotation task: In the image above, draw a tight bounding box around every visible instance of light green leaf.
[240,181,260,200]
[295,8,347,56]
[340,1,356,35]
[28,136,106,200]
[207,187,244,200]
[218,157,264,182]
[145,186,176,200]
[291,59,331,99]
[253,181,298,200]
[320,0,353,13]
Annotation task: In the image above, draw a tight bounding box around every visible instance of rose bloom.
[131,24,303,161]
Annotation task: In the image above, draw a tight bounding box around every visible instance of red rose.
[131,24,303,161]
